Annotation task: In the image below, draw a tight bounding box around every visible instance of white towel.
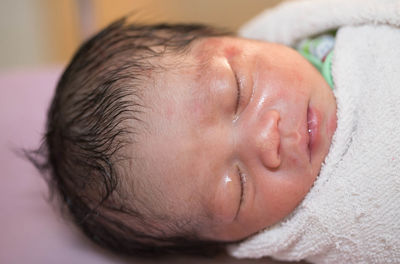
[228,1,400,263]
[238,0,400,46]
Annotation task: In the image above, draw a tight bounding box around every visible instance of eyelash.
[237,166,246,207]
[234,72,241,113]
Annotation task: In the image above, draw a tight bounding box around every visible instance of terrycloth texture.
[228,1,400,263]
[239,0,400,46]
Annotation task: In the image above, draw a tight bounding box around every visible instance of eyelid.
[236,165,246,214]
[234,72,242,114]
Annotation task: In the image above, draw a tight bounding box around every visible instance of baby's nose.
[254,109,281,169]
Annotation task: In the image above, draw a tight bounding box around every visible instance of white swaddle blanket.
[228,0,400,263]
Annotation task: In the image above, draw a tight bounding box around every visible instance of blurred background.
[0,0,283,71]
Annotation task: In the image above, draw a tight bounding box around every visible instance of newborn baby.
[229,0,400,263]
[30,0,399,262]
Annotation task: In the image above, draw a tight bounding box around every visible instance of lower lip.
[307,106,320,162]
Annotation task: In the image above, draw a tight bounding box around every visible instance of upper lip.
[280,104,312,162]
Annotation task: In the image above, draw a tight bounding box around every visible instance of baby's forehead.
[127,36,242,224]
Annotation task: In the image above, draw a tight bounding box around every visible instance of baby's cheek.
[211,175,239,224]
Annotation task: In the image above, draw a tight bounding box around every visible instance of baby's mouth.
[306,107,311,162]
[307,106,320,162]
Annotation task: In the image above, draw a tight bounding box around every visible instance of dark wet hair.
[26,17,233,257]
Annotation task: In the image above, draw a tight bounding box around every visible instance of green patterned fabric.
[296,33,336,89]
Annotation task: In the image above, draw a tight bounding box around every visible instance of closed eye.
[234,72,241,114]
[236,165,246,215]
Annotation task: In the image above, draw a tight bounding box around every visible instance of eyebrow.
[192,53,214,104]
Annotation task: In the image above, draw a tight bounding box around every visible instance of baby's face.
[134,37,337,241]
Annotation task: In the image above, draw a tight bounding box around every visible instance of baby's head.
[39,18,337,257]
